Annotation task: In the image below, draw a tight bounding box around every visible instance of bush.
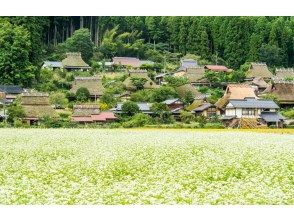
[281,109,294,119]
[121,101,140,116]
[122,113,151,128]
[180,111,195,124]
[76,87,90,102]
[49,92,69,109]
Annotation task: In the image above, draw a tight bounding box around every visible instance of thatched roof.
[70,77,105,96]
[215,84,258,109]
[271,83,294,104]
[176,84,202,99]
[21,93,56,119]
[186,67,206,83]
[62,52,90,69]
[0,92,5,100]
[246,62,273,78]
[72,104,100,117]
[252,77,269,89]
[123,73,158,90]
[205,65,229,72]
[275,68,294,80]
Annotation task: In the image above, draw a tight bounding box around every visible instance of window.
[242,108,255,116]
[207,107,216,117]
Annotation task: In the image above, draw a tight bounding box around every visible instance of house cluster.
[1,54,294,128]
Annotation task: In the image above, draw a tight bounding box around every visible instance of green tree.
[0,20,34,86]
[258,44,285,67]
[183,91,194,106]
[49,92,69,108]
[64,28,94,63]
[76,87,90,102]
[180,111,195,124]
[7,102,25,124]
[130,77,148,90]
[151,86,177,102]
[121,101,140,116]
[100,93,116,107]
[150,102,174,124]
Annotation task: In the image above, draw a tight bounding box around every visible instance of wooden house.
[162,98,184,111]
[223,98,284,128]
[62,52,90,71]
[245,62,273,80]
[72,104,117,123]
[21,93,57,125]
[70,77,105,100]
[188,100,217,118]
[0,85,23,104]
[263,82,294,106]
[215,84,258,114]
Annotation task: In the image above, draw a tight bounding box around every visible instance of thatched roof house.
[246,62,273,79]
[176,84,202,99]
[123,72,158,91]
[21,93,56,124]
[275,68,294,81]
[112,57,154,68]
[70,77,105,97]
[266,82,294,105]
[62,52,90,71]
[72,104,117,123]
[215,84,258,109]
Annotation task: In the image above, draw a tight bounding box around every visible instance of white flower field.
[0,128,293,204]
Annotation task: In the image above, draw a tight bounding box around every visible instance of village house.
[70,77,105,100]
[215,84,258,114]
[0,85,23,104]
[21,92,57,125]
[223,98,284,128]
[274,68,294,82]
[72,104,117,123]
[262,82,294,106]
[178,59,198,71]
[162,98,184,111]
[122,70,158,91]
[155,73,169,85]
[112,57,154,69]
[42,61,63,71]
[245,62,273,81]
[111,102,153,115]
[189,100,217,118]
[62,52,90,71]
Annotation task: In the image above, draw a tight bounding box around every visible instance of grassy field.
[0,128,293,204]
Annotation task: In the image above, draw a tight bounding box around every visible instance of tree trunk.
[90,16,93,39]
[54,24,57,46]
[95,19,99,46]
[70,17,74,36]
[80,16,84,29]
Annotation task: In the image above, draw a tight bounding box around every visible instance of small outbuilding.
[62,52,90,71]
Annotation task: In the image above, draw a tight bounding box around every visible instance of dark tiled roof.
[229,99,279,109]
[179,59,198,70]
[162,98,180,105]
[0,85,23,94]
[193,103,213,112]
[260,112,285,122]
[43,61,63,68]
[112,102,153,113]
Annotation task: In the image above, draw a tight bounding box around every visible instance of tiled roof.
[260,112,285,122]
[112,102,153,112]
[0,85,23,94]
[43,61,63,68]
[228,99,279,109]
[162,98,180,105]
[193,103,213,112]
[179,59,198,70]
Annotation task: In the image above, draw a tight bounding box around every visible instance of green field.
[0,129,293,204]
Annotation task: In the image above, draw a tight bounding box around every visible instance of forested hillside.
[0,16,293,86]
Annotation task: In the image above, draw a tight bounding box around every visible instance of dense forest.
[0,16,293,86]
